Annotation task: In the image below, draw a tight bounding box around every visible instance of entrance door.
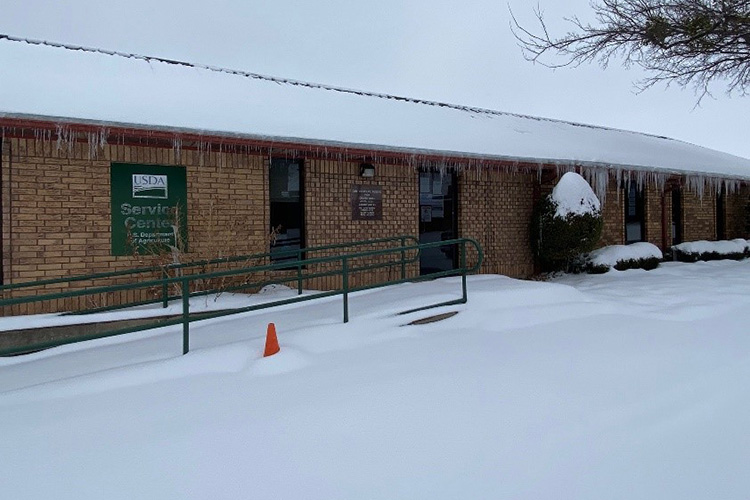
[419,170,458,275]
[269,158,304,262]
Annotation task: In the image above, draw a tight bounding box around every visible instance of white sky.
[2,0,748,159]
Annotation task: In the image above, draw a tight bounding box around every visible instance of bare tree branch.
[510,0,750,99]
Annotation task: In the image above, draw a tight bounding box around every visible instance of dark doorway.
[671,188,683,245]
[419,169,458,275]
[625,183,645,244]
[269,158,304,261]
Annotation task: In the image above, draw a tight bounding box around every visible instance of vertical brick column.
[682,189,717,241]
[599,180,625,247]
[459,168,535,277]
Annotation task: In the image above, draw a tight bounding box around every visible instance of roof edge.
[2,111,749,183]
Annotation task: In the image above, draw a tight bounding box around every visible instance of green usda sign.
[110,163,188,256]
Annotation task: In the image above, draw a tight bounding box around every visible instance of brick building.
[1,39,750,313]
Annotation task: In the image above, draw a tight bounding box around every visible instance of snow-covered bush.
[585,242,663,273]
[531,172,603,272]
[672,239,750,262]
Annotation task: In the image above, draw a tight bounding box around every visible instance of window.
[625,183,645,244]
[269,158,304,261]
[671,188,683,245]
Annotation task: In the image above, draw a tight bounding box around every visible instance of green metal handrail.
[0,234,419,292]
[0,235,420,314]
[0,237,482,357]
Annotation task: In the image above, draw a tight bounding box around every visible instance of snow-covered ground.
[2,261,750,499]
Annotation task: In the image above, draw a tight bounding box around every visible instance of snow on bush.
[532,173,603,271]
[732,238,750,253]
[258,284,294,295]
[551,172,601,218]
[587,242,663,273]
[672,239,750,262]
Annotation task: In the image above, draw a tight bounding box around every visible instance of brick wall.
[644,185,663,248]
[682,188,717,241]
[2,148,541,314]
[665,186,749,247]
[1,138,266,314]
[595,180,625,248]
[303,159,419,290]
[459,169,535,277]
[599,183,747,250]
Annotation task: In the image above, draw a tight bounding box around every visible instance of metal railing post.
[182,277,190,355]
[342,257,349,323]
[400,236,406,280]
[460,240,468,303]
[161,268,169,308]
[296,249,303,295]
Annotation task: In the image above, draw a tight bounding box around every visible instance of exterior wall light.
[360,163,376,178]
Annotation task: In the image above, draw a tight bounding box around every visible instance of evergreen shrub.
[672,249,745,262]
[531,196,603,272]
[612,256,661,271]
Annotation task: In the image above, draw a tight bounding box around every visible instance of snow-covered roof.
[2,37,750,181]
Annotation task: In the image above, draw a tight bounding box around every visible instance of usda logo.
[132,174,168,199]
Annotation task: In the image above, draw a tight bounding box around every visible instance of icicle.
[723,178,740,195]
[686,175,705,199]
[580,167,610,204]
[85,128,107,159]
[172,136,182,163]
[55,124,74,154]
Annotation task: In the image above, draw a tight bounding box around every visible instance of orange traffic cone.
[263,322,280,357]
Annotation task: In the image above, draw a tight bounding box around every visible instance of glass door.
[269,158,304,262]
[419,170,458,275]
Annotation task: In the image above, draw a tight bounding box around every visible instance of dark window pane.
[624,183,645,244]
[717,190,726,240]
[270,161,300,202]
[626,222,642,243]
[270,159,304,262]
[627,185,638,217]
[419,170,458,275]
[671,188,682,245]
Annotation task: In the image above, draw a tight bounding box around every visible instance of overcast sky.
[2,0,748,159]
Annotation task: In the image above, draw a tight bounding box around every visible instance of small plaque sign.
[351,184,383,221]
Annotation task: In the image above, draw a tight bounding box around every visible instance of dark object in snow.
[586,256,661,274]
[672,248,748,263]
[406,311,459,325]
[673,250,746,262]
